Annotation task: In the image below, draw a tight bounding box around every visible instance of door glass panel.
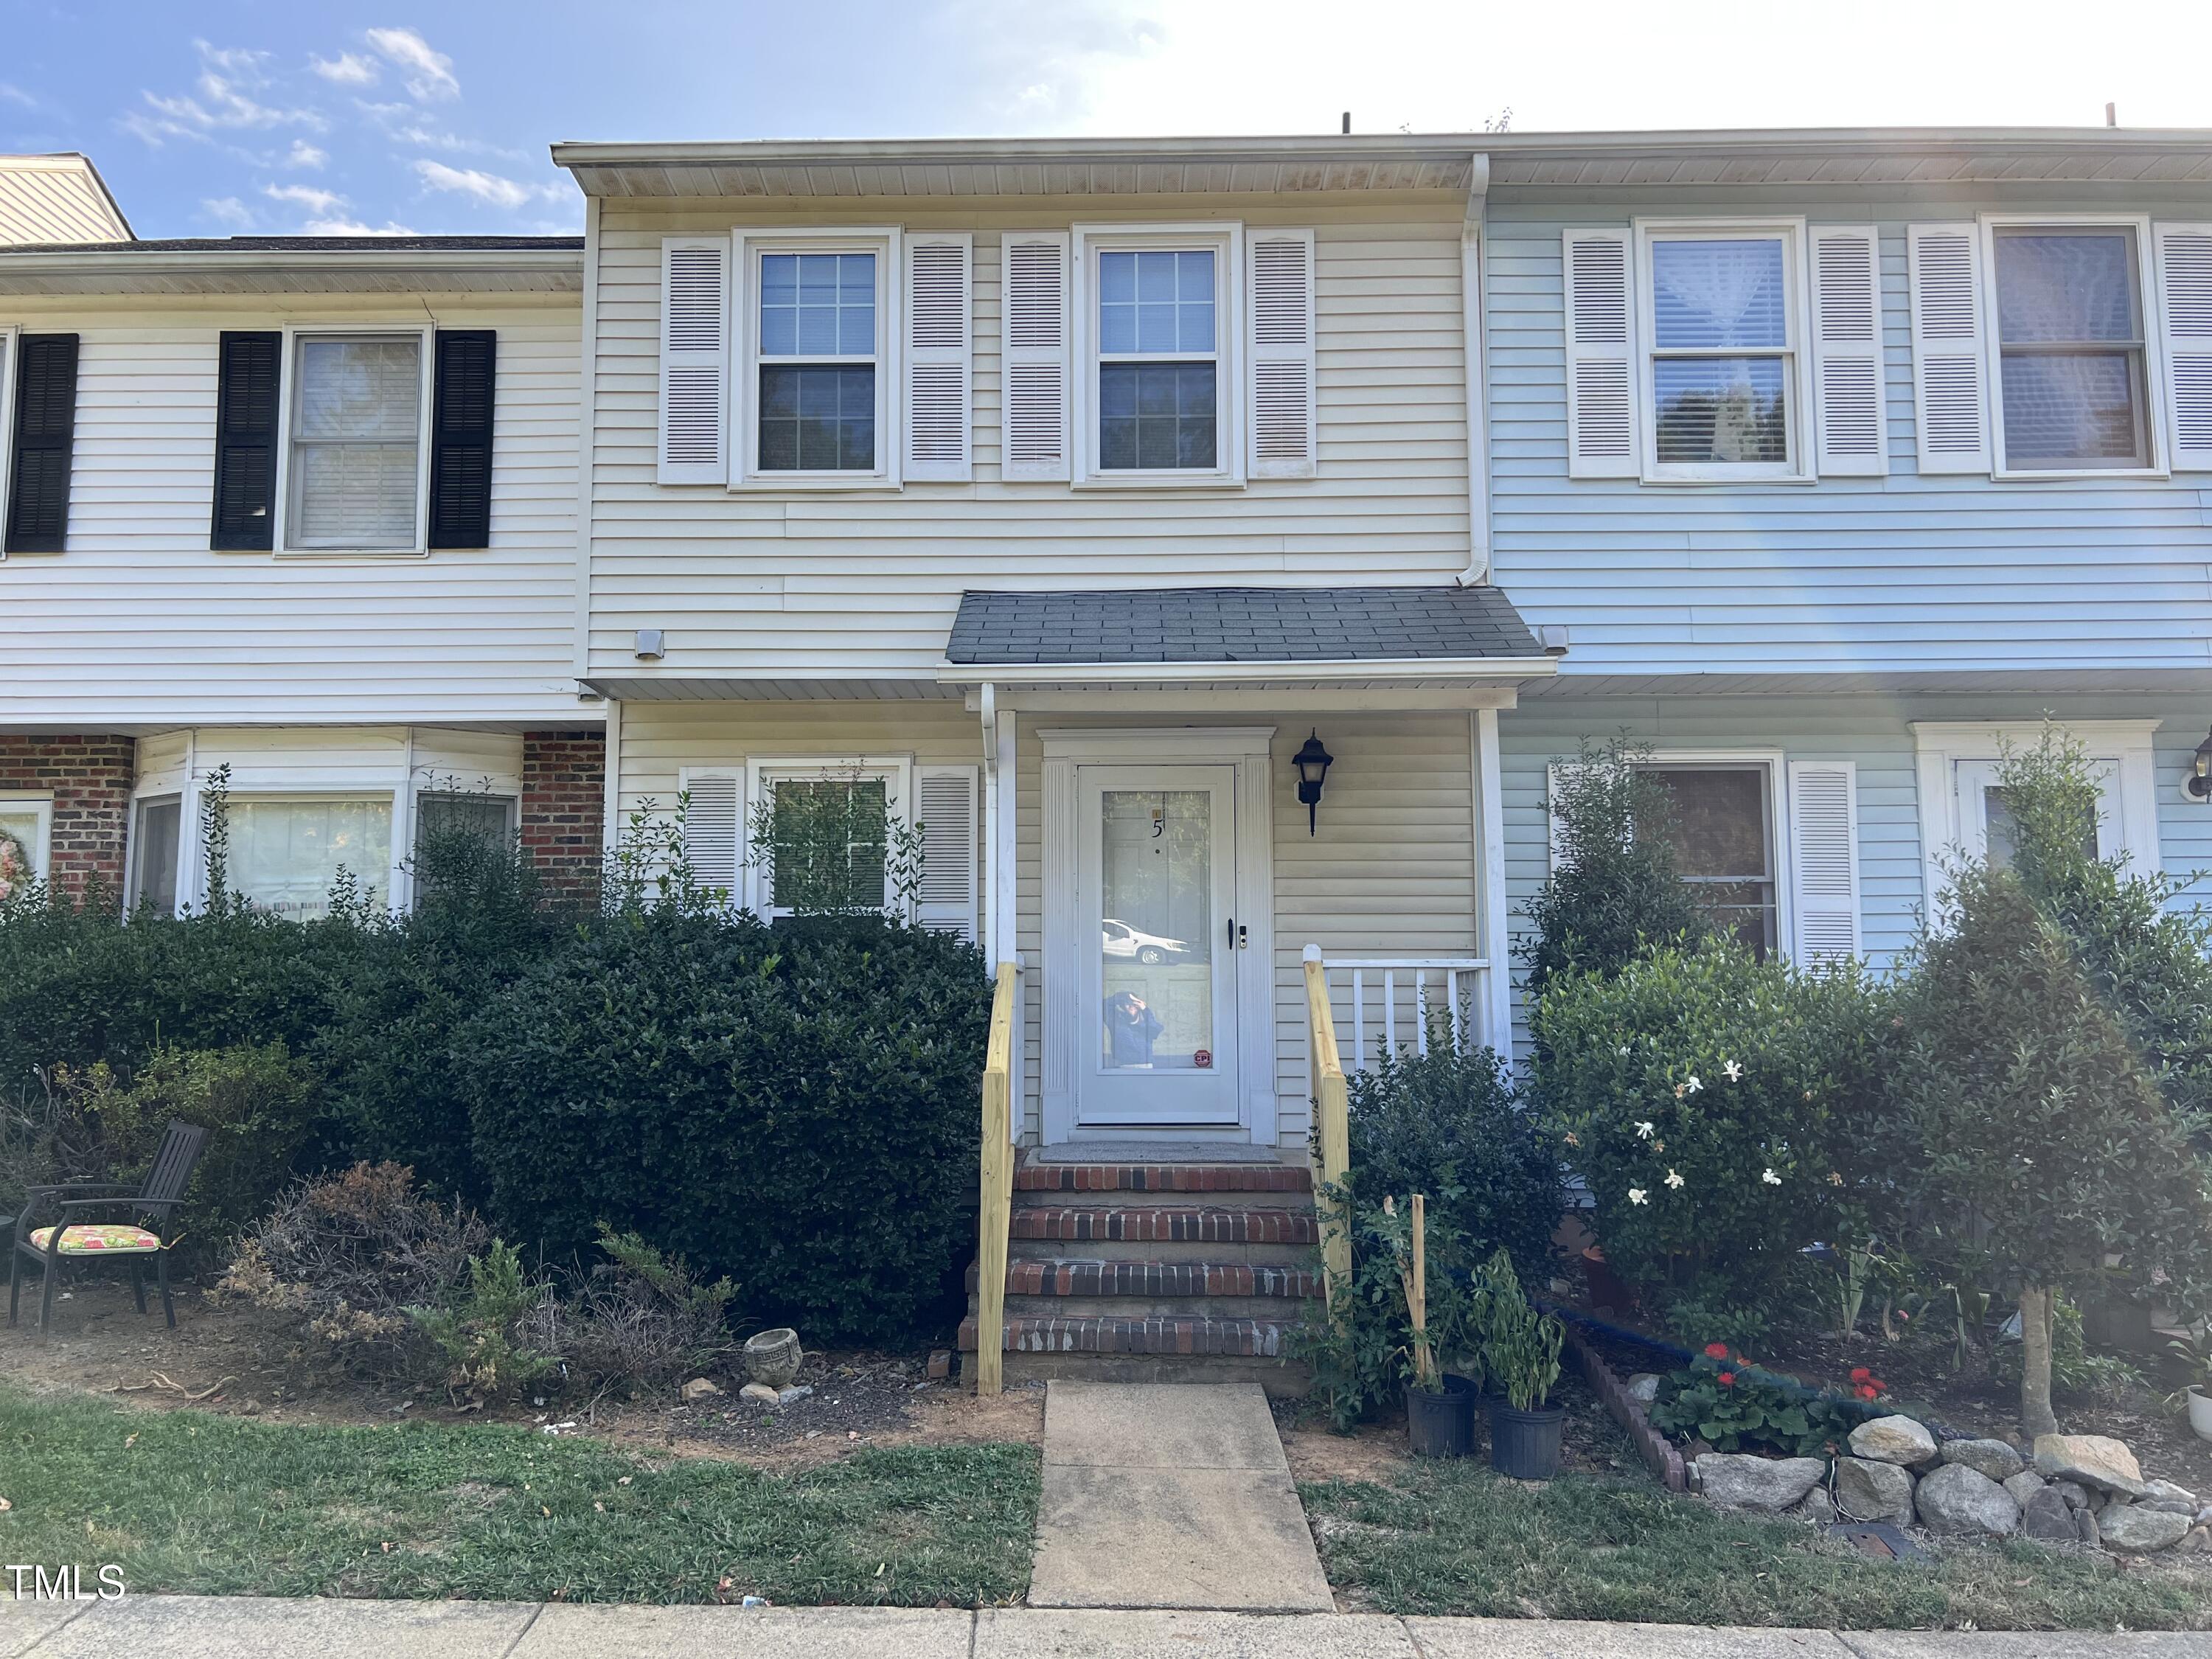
[1099,789,1214,1071]
[1983,785,2099,869]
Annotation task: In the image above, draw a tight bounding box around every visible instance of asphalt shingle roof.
[945,585,1543,667]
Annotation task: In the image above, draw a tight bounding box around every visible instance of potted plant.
[1382,1194,1472,1457]
[1477,1248,1567,1479]
[2172,1332,2212,1443]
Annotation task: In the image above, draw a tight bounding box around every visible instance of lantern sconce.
[1293,730,1334,835]
[2188,729,2212,802]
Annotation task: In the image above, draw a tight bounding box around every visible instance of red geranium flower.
[1718,1371,1736,1386]
[1705,1342,1730,1360]
[1856,1384,1879,1401]
[1848,1367,1871,1383]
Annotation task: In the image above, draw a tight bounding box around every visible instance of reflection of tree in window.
[770,779,888,911]
[1637,767,1775,956]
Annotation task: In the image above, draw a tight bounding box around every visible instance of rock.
[2096,1490,2132,1516]
[1787,1486,1837,1524]
[1943,1438,2025,1483]
[776,1385,813,1406]
[743,1326,804,1389]
[1626,1372,1662,1405]
[2143,1479,2199,1512]
[2179,1526,2211,1555]
[2033,1433,2149,1499]
[2099,1504,2192,1554]
[1834,1457,1916,1526]
[2077,1506,2101,1548]
[1696,1453,1828,1512]
[1915,1463,2021,1537]
[926,1349,953,1380]
[2020,1486,2078,1542]
[2199,1505,2212,1529]
[2145,1498,2198,1517]
[2053,1479,2092,1510]
[680,1378,722,1403]
[1848,1414,1937,1466]
[738,1382,779,1405]
[2003,1470,2047,1509]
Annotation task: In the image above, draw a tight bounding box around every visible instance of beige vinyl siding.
[588,196,1472,681]
[0,158,129,246]
[0,295,585,728]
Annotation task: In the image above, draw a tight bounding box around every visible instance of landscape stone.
[2002,1470,2046,1508]
[2077,1506,2101,1547]
[1942,1438,2025,1482]
[776,1384,813,1406]
[2053,1479,2092,1510]
[1834,1456,1916,1525]
[1787,1486,1837,1524]
[2099,1503,2192,1553]
[2020,1486,2078,1541]
[2033,1433,2149,1498]
[1625,1372,1661,1405]
[679,1378,721,1402]
[1694,1453,1827,1512]
[1848,1414,1937,1467]
[1915,1462,2020,1537]
[2143,1478,2198,1509]
[2180,1526,2211,1554]
[739,1382,779,1404]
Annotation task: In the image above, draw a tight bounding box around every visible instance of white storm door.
[1954,757,2121,868]
[1076,765,1242,1126]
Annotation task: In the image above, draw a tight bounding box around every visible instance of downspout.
[1457,153,1493,586]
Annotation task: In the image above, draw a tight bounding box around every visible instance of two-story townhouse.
[0,233,605,913]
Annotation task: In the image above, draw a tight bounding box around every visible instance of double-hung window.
[730,232,897,487]
[282,332,431,552]
[1990,223,2153,472]
[1636,763,1781,956]
[740,757,914,919]
[1073,224,1242,486]
[1638,223,1810,480]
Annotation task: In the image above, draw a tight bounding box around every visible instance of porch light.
[1293,731,1334,835]
[2189,729,2212,801]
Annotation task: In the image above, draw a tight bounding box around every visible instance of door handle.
[1227,918,1248,950]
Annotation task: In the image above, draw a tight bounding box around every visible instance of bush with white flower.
[1531,939,1891,1319]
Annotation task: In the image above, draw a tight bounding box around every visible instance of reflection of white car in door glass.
[1100,918,1190,966]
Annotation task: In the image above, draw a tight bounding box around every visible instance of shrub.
[462,911,992,1347]
[1473,1248,1565,1412]
[549,1226,738,1398]
[1647,1343,1877,1457]
[1531,940,1889,1314]
[408,1239,559,1405]
[1515,736,1707,1001]
[1296,1197,1484,1430]
[1340,1006,1563,1287]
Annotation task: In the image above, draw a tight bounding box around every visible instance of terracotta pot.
[744,1326,803,1388]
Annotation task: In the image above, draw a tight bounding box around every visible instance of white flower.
[1617,1045,1631,1056]
[1761,1168,1783,1186]
[1635,1121,1655,1140]
[1722,1060,1744,1082]
[1664,1168,1685,1189]
[1684,1075,1703,1093]
[1627,1187,1649,1206]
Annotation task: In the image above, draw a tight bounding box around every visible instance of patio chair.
[9,1119,206,1334]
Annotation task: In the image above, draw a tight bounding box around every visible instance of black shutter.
[4,333,79,554]
[428,330,495,549]
[209,331,280,551]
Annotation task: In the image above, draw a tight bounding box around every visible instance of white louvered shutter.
[1562,229,1637,478]
[905,234,973,482]
[2155,225,2212,471]
[1000,232,1071,481]
[678,771,742,905]
[1907,225,1991,476]
[1248,230,1317,479]
[1810,226,1886,477]
[1787,761,1861,968]
[914,765,979,940]
[658,238,729,484]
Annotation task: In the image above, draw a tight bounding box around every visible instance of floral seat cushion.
[27,1224,161,1255]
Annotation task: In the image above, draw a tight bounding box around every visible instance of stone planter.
[743,1327,804,1388]
[2188,1385,2212,1444]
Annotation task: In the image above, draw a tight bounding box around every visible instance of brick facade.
[0,734,135,900]
[520,730,605,903]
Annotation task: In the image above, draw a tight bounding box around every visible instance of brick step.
[1011,1205,1318,1246]
[1013,1161,1312,1196]
[971,1258,1322,1301]
[958,1312,1297,1360]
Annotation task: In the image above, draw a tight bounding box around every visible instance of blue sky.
[7,1,2212,240]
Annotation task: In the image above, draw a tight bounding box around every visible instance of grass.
[0,1383,1038,1606]
[1301,1459,2212,1631]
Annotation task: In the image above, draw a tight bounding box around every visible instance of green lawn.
[0,1384,1037,1606]
[1302,1460,2212,1631]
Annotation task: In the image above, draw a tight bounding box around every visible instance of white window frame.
[741,754,915,919]
[731,227,903,492]
[0,322,17,557]
[412,788,520,844]
[1633,218,1816,484]
[1633,750,1795,958]
[1071,221,1245,490]
[125,792,184,918]
[1911,720,2160,902]
[271,324,436,558]
[1980,214,2169,481]
[0,791,53,891]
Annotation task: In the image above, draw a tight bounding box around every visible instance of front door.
[1076,765,1242,1126]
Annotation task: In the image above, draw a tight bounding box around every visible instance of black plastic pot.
[1489,1399,1565,1480]
[1407,1382,1472,1458]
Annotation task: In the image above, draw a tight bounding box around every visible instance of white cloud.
[0,82,41,110]
[412,159,549,209]
[285,139,328,168]
[201,195,255,228]
[303,217,417,237]
[265,182,347,215]
[125,39,324,145]
[366,27,459,100]
[310,52,380,86]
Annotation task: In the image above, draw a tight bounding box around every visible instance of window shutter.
[915,764,979,941]
[209,330,280,551]
[428,330,496,548]
[1787,760,1861,968]
[1810,226,1886,478]
[2155,225,2212,471]
[658,238,729,484]
[999,232,1071,481]
[1247,229,1317,479]
[678,771,742,903]
[1561,230,1637,479]
[904,234,973,482]
[4,332,77,553]
[1907,224,1991,475]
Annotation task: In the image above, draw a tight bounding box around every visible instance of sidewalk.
[4,1598,2208,1659]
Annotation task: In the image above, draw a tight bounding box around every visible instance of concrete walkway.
[5,1598,2208,1659]
[1026,1379,1334,1612]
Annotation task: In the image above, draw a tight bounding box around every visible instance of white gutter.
[0,247,582,276]
[936,655,1558,689]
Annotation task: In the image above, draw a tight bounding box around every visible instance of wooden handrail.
[973,959,1020,1397]
[1302,945,1352,1298]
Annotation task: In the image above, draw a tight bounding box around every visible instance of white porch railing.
[1312,956,1491,1073]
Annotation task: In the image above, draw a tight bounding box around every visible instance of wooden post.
[1303,948,1352,1296]
[1411,1192,1431,1388]
[974,961,1019,1397]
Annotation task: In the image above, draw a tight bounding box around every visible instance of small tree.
[745,767,925,919]
[1896,860,2212,1436]
[1516,736,1706,1001]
